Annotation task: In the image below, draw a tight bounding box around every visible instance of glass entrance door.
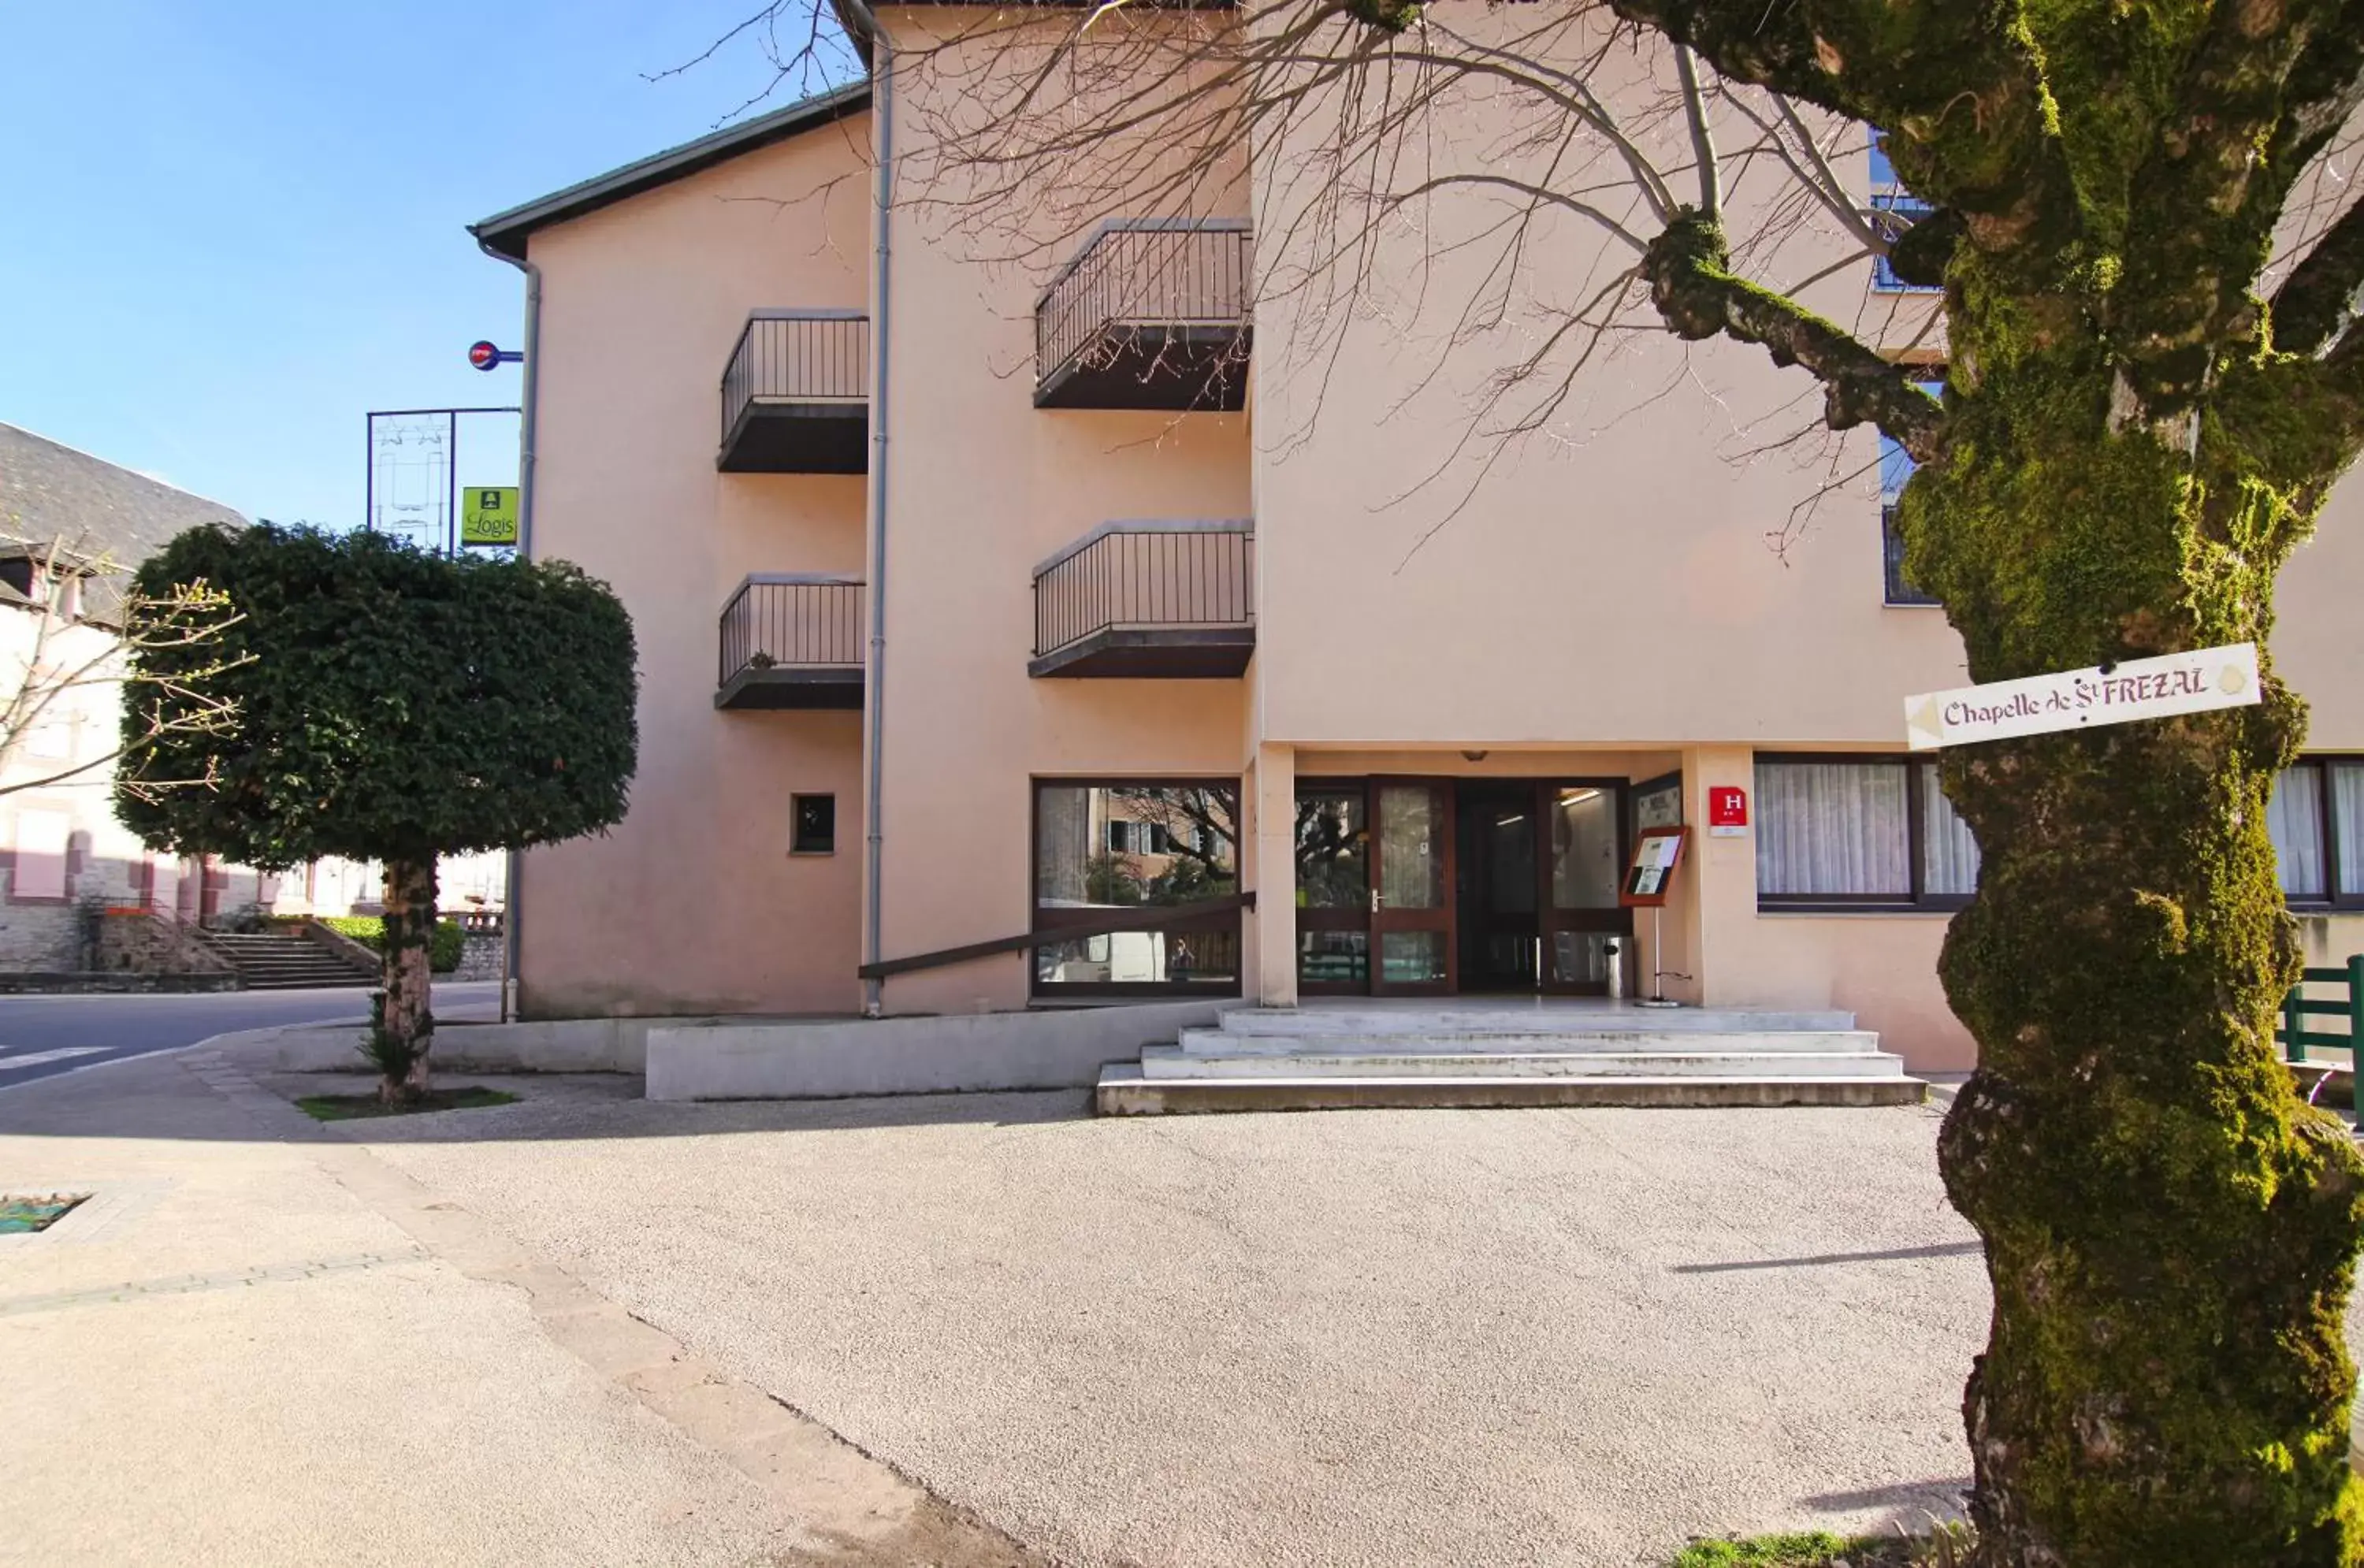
[1541,782,1630,994]
[1370,779,1455,995]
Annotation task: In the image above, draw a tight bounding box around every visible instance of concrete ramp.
[645,1000,1240,1102]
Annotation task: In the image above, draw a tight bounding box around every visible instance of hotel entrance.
[1295,778,1633,996]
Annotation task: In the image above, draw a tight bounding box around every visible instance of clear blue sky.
[1,2,849,526]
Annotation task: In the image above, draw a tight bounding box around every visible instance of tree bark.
[1910,275,2364,1564]
[377,856,437,1106]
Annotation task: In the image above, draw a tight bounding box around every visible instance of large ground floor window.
[1033,779,1241,997]
[2268,756,2364,908]
[1755,754,1978,912]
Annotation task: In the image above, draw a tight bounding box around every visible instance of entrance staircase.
[1095,1001,1925,1114]
[201,930,377,990]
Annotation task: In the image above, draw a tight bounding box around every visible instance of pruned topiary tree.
[115,524,637,1103]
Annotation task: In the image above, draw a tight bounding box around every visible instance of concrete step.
[1142,1045,1908,1080]
[1177,1026,1882,1057]
[1097,1063,1927,1115]
[1210,1005,1858,1038]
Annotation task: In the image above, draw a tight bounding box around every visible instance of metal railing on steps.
[2278,955,2364,1117]
[857,891,1255,984]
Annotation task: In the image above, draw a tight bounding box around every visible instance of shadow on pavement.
[1670,1240,1984,1274]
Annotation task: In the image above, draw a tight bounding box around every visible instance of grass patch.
[297,1086,519,1121]
[1671,1526,1972,1568]
[0,1192,90,1234]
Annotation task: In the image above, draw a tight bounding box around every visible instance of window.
[1880,373,1945,606]
[2268,758,2364,908]
[790,794,835,855]
[1869,134,1942,295]
[1035,780,1241,995]
[1756,756,1977,911]
[11,808,69,901]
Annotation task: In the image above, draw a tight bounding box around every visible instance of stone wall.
[95,912,232,977]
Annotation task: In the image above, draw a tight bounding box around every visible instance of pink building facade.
[471,17,2364,1071]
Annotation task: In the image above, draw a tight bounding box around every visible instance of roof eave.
[467,79,873,262]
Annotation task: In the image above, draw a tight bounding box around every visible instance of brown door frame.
[1370,775,1458,997]
[1293,777,1377,997]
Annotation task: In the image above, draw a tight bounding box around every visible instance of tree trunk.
[377,856,437,1106]
[1911,290,2364,1563]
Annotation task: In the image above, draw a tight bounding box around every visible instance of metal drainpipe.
[477,239,542,1024]
[852,21,894,1018]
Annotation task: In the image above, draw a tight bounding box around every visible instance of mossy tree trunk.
[1908,270,2364,1564]
[377,855,437,1106]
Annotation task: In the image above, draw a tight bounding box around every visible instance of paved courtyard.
[1,1038,2002,1567]
[331,1076,1987,1565]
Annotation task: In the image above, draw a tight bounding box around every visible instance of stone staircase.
[1095,1002,1925,1115]
[200,930,378,990]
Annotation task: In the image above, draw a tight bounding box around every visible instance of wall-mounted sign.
[460,486,519,546]
[1707,786,1749,837]
[1905,642,2259,750]
[1634,772,1683,832]
[1620,825,1689,908]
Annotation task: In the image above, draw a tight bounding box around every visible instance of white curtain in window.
[1756,761,1909,896]
[2268,767,2327,899]
[1918,764,1981,895]
[2333,764,2364,899]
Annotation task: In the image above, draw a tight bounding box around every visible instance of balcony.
[1035,220,1252,411]
[718,310,869,473]
[1030,522,1254,678]
[716,575,865,709]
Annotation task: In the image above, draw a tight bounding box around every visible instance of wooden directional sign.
[1905,641,2260,751]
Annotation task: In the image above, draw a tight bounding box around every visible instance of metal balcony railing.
[1031,522,1254,677]
[718,311,870,472]
[717,575,866,708]
[1034,220,1252,407]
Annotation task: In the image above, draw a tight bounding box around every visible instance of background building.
[472,18,2364,1068]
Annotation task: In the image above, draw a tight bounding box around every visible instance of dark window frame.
[2274,755,2364,912]
[1030,775,1245,1000]
[1754,752,1974,915]
[790,793,836,856]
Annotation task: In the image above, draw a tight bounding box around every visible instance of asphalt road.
[0,981,501,1091]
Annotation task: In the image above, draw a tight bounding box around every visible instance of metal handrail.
[718,575,866,686]
[857,891,1256,982]
[1032,522,1254,659]
[1035,221,1253,388]
[719,311,870,445]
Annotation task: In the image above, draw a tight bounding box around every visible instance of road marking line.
[0,1046,109,1070]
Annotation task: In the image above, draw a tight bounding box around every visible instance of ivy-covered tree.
[708,0,2364,1556]
[115,525,637,1103]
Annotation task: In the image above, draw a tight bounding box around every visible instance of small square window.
[791,794,836,856]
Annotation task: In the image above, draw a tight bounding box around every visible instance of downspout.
[475,236,542,1024]
[849,14,894,1017]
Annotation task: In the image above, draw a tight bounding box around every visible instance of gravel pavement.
[334,1079,1992,1568]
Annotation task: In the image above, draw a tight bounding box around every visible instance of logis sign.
[1905,642,2261,751]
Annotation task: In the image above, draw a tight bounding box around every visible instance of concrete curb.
[258,1016,656,1075]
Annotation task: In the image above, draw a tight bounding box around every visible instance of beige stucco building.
[470,13,2364,1072]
